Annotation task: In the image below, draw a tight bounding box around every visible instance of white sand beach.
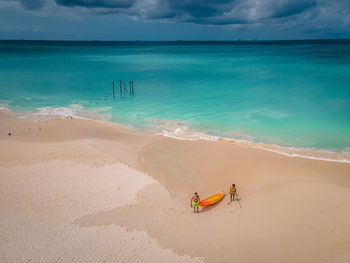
[1,108,350,262]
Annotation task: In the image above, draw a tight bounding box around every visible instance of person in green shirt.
[190,192,200,213]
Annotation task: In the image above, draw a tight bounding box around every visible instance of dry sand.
[1,108,350,262]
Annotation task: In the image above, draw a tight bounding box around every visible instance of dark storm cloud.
[137,0,320,25]
[9,0,350,29]
[55,0,135,9]
[269,0,317,19]
[167,0,234,18]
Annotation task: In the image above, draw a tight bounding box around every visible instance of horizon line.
[1,38,350,43]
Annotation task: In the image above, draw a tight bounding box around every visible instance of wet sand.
[1,108,350,262]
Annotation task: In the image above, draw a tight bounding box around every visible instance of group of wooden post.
[113,80,134,95]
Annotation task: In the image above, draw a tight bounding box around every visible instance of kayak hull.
[199,192,224,207]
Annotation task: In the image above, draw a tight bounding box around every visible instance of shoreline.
[3,106,350,164]
[1,108,350,262]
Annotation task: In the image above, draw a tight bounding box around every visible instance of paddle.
[236,191,242,208]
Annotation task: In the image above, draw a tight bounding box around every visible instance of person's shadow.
[226,194,242,207]
[235,194,242,208]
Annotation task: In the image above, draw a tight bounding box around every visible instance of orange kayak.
[199,192,224,207]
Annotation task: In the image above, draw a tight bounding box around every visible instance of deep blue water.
[1,40,350,153]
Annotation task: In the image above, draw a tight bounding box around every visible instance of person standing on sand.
[230,184,236,202]
[191,192,200,213]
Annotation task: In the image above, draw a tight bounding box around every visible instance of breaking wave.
[151,119,350,164]
[16,104,112,122]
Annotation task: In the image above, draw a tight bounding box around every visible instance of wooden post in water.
[120,80,122,94]
[123,82,128,93]
[129,80,132,93]
[112,81,115,94]
[132,80,134,94]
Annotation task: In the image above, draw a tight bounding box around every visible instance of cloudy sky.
[0,0,349,40]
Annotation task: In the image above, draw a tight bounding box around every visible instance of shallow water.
[1,40,350,156]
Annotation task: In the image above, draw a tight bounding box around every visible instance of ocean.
[1,40,350,161]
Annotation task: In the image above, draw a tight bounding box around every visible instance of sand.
[1,108,350,262]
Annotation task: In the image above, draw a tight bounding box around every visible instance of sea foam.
[17,105,112,122]
[152,119,350,164]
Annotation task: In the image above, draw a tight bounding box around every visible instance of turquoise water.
[1,40,350,153]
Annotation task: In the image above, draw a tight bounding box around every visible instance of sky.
[0,0,349,40]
